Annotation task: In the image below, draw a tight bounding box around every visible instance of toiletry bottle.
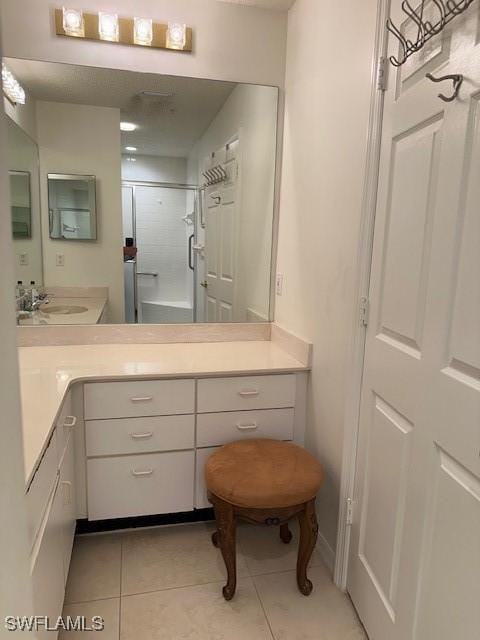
[30,281,38,304]
[16,280,24,298]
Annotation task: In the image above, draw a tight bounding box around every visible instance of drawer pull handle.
[130,396,153,403]
[236,422,258,431]
[238,390,260,397]
[131,469,154,477]
[63,416,77,428]
[130,432,154,440]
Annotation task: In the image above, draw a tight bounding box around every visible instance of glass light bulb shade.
[2,63,26,105]
[134,17,153,46]
[98,12,119,41]
[62,7,85,37]
[166,23,186,50]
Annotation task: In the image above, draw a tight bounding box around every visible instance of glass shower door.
[122,183,195,324]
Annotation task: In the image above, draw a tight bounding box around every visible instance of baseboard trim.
[317,529,336,575]
[76,508,215,534]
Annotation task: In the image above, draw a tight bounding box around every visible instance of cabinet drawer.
[26,430,58,548]
[84,379,195,419]
[87,451,194,520]
[197,375,296,413]
[30,477,65,640]
[86,415,195,457]
[195,447,218,509]
[197,408,294,448]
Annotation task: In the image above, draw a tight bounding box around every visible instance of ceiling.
[216,0,296,9]
[6,59,236,158]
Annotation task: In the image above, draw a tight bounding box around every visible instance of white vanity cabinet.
[83,373,304,517]
[84,379,196,521]
[27,390,77,639]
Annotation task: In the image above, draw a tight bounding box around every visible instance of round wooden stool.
[205,438,324,600]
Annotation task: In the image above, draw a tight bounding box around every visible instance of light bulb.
[167,23,186,50]
[62,8,84,37]
[98,12,119,42]
[120,122,138,132]
[2,63,26,105]
[134,17,153,46]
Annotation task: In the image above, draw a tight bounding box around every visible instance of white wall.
[0,0,287,88]
[188,84,278,322]
[275,0,378,554]
[37,101,125,322]
[122,154,187,184]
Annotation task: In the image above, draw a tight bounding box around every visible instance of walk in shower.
[122,181,199,324]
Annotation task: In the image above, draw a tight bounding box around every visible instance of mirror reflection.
[6,116,43,289]
[5,58,278,325]
[48,174,97,240]
[10,171,31,238]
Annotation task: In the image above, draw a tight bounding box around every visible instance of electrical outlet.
[19,253,28,266]
[56,254,65,267]
[276,273,284,296]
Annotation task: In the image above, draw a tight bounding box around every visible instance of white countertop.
[19,297,107,325]
[19,341,308,487]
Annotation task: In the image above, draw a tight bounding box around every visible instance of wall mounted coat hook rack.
[386,0,476,67]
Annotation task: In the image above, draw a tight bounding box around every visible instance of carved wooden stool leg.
[296,499,318,596]
[213,499,237,601]
[279,522,293,544]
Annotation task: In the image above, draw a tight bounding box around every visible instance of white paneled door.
[348,4,480,640]
[204,140,240,322]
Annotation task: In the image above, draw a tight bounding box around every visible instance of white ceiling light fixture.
[62,7,85,37]
[2,63,26,105]
[134,17,153,46]
[166,23,186,50]
[120,122,138,132]
[125,146,138,152]
[98,12,119,42]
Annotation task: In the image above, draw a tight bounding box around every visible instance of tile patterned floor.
[60,522,367,640]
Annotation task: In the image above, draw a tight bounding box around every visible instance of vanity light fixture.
[166,23,186,50]
[62,7,84,37]
[133,17,153,46]
[125,146,137,152]
[55,8,192,52]
[98,12,119,42]
[2,63,26,105]
[120,122,137,132]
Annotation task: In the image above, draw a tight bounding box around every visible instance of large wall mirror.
[6,116,43,286]
[5,57,278,325]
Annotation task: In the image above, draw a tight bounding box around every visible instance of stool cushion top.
[205,439,324,509]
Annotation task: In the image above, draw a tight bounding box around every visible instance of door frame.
[333,0,391,591]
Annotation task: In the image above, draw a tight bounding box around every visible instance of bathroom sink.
[40,304,89,315]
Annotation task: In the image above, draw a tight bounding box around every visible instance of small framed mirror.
[48,173,97,240]
[10,171,32,238]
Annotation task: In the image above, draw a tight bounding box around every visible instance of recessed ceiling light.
[125,146,137,152]
[120,122,138,132]
[126,157,137,162]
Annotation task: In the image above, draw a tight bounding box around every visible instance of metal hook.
[426,72,464,102]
